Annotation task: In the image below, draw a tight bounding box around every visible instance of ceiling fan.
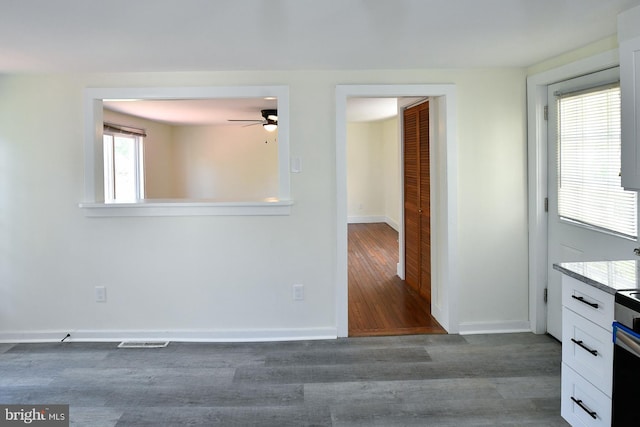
[228,109,278,131]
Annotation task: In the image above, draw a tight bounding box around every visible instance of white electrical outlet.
[293,284,304,301]
[95,286,107,302]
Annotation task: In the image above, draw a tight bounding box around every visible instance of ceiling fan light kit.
[228,108,278,131]
[263,122,277,132]
[261,109,278,131]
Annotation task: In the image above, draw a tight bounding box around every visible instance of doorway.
[335,84,459,337]
[345,98,442,335]
[545,67,637,340]
[526,50,619,334]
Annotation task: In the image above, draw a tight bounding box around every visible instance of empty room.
[2,1,640,426]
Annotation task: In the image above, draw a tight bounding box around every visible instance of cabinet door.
[621,36,640,189]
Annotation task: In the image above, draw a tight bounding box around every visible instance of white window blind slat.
[557,85,637,239]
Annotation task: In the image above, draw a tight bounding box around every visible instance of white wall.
[172,125,278,200]
[382,117,400,228]
[347,117,399,229]
[347,121,385,219]
[455,70,528,330]
[0,68,528,341]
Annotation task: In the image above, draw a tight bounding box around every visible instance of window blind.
[104,122,147,137]
[557,84,637,239]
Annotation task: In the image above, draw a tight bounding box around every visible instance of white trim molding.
[80,199,293,217]
[526,49,619,334]
[458,320,531,335]
[0,327,337,344]
[336,84,459,337]
[347,216,399,231]
[347,215,387,224]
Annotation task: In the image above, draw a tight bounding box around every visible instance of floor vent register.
[117,341,169,349]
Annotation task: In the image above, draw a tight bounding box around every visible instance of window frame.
[103,130,145,203]
[80,86,292,216]
[555,82,638,239]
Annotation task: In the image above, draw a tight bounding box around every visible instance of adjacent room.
[2,1,640,425]
[346,96,445,336]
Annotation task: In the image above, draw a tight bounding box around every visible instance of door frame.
[526,49,619,334]
[335,84,458,337]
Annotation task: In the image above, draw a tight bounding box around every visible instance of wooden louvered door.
[403,101,431,301]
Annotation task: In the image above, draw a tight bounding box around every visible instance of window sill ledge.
[79,199,294,217]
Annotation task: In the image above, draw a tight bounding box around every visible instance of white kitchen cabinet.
[561,275,613,426]
[619,5,640,189]
[620,35,640,190]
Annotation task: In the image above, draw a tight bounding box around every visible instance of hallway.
[348,223,446,336]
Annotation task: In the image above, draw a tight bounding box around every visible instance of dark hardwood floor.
[348,222,446,336]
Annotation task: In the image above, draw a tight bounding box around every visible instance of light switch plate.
[95,286,107,302]
[291,156,302,173]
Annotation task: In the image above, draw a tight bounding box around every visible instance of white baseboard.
[0,327,338,343]
[385,217,399,231]
[348,215,386,224]
[457,320,531,335]
[348,216,399,231]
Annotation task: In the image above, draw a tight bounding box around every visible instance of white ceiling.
[1,0,639,72]
[347,98,399,122]
[346,97,427,122]
[9,0,640,124]
[104,97,413,125]
[104,98,278,126]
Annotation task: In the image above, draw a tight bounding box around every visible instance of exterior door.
[404,101,431,300]
[546,67,638,340]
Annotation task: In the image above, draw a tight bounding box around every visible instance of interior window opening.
[81,86,292,216]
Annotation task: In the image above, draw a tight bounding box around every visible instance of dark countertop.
[553,260,640,295]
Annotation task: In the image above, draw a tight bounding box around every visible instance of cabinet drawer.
[562,276,614,331]
[562,307,613,396]
[562,364,611,427]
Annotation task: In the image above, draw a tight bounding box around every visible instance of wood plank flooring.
[0,333,567,426]
[348,223,445,336]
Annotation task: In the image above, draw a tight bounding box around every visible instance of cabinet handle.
[570,396,597,419]
[571,295,599,309]
[570,338,598,356]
